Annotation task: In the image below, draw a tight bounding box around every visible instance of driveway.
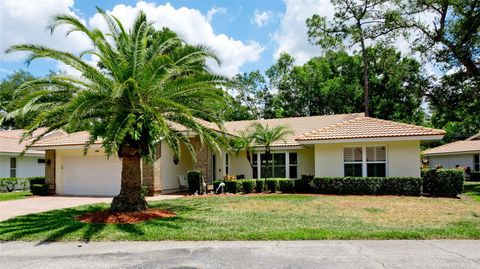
[0,195,183,221]
[1,240,479,269]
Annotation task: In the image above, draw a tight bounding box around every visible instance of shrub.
[236,174,245,180]
[225,180,242,194]
[279,179,294,193]
[255,180,265,193]
[187,170,204,195]
[30,184,49,196]
[267,179,280,193]
[294,175,313,193]
[311,177,422,196]
[423,169,464,197]
[0,178,22,192]
[242,180,256,193]
[470,171,480,181]
[213,180,224,193]
[140,186,149,198]
[27,176,45,188]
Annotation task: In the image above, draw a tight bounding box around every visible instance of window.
[38,159,46,164]
[475,154,479,171]
[225,154,230,175]
[10,157,17,178]
[344,146,387,177]
[344,147,363,177]
[289,153,298,179]
[253,152,297,179]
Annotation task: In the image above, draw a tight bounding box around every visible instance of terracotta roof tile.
[0,128,49,155]
[296,117,445,141]
[224,113,365,146]
[423,140,480,155]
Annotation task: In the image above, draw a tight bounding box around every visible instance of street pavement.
[1,240,479,268]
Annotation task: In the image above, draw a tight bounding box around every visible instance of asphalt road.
[1,240,479,269]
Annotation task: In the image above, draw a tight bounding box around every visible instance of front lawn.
[1,194,479,241]
[464,182,480,201]
[0,191,32,202]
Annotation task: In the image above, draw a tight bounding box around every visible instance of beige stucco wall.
[314,140,421,177]
[159,141,195,192]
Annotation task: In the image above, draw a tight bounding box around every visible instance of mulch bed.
[76,209,176,224]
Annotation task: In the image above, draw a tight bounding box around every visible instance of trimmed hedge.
[225,180,242,194]
[213,180,224,193]
[31,184,49,196]
[255,180,265,193]
[187,170,204,195]
[27,176,45,188]
[422,169,464,197]
[470,171,480,181]
[294,175,313,193]
[311,177,422,196]
[242,180,256,194]
[279,179,294,193]
[0,178,24,192]
[267,179,280,193]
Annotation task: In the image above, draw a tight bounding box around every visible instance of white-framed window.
[10,157,17,178]
[344,146,387,177]
[252,152,298,179]
[224,153,230,175]
[474,154,479,171]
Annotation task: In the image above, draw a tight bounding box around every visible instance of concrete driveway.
[0,195,183,221]
[1,240,479,269]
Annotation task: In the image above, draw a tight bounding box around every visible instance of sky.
[0,0,340,79]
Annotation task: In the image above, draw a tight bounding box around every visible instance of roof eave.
[296,135,445,144]
[423,150,480,156]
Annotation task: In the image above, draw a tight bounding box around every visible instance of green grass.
[1,194,479,241]
[0,191,32,202]
[464,182,480,201]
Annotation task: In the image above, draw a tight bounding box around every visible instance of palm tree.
[1,8,228,212]
[230,131,255,176]
[250,123,293,188]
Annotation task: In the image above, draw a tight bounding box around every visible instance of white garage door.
[63,156,122,196]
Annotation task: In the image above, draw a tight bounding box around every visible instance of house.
[423,132,480,172]
[0,128,48,178]
[30,113,445,196]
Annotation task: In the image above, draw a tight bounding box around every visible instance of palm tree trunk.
[264,150,270,191]
[111,144,148,212]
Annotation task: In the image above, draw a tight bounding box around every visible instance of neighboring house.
[423,132,480,172]
[31,113,445,197]
[0,128,48,179]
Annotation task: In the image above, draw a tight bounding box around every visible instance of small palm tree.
[230,131,255,176]
[1,9,228,212]
[250,123,293,188]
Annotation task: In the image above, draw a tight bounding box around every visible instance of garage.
[62,156,122,196]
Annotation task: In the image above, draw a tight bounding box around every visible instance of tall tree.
[306,0,392,116]
[2,9,228,212]
[385,0,480,81]
[229,71,270,119]
[0,70,36,129]
[249,123,293,188]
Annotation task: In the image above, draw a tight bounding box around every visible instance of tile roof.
[423,140,480,155]
[296,117,445,141]
[0,128,49,155]
[466,132,480,141]
[223,113,365,146]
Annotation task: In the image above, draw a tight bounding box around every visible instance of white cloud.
[252,10,274,27]
[206,6,227,23]
[88,1,263,76]
[273,0,334,64]
[0,0,91,61]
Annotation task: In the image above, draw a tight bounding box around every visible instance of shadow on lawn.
[0,203,199,242]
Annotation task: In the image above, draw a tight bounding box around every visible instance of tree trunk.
[264,150,270,191]
[358,22,369,117]
[111,144,148,212]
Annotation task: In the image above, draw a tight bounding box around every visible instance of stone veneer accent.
[190,136,210,181]
[142,144,162,196]
[45,150,56,195]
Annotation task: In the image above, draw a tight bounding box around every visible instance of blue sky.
[2,0,326,79]
[1,0,437,79]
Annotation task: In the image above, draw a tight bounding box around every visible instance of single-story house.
[0,128,48,178]
[423,132,480,172]
[31,113,445,196]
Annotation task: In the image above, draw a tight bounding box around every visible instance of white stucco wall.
[0,154,45,178]
[314,140,421,177]
[159,141,194,192]
[428,154,477,170]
